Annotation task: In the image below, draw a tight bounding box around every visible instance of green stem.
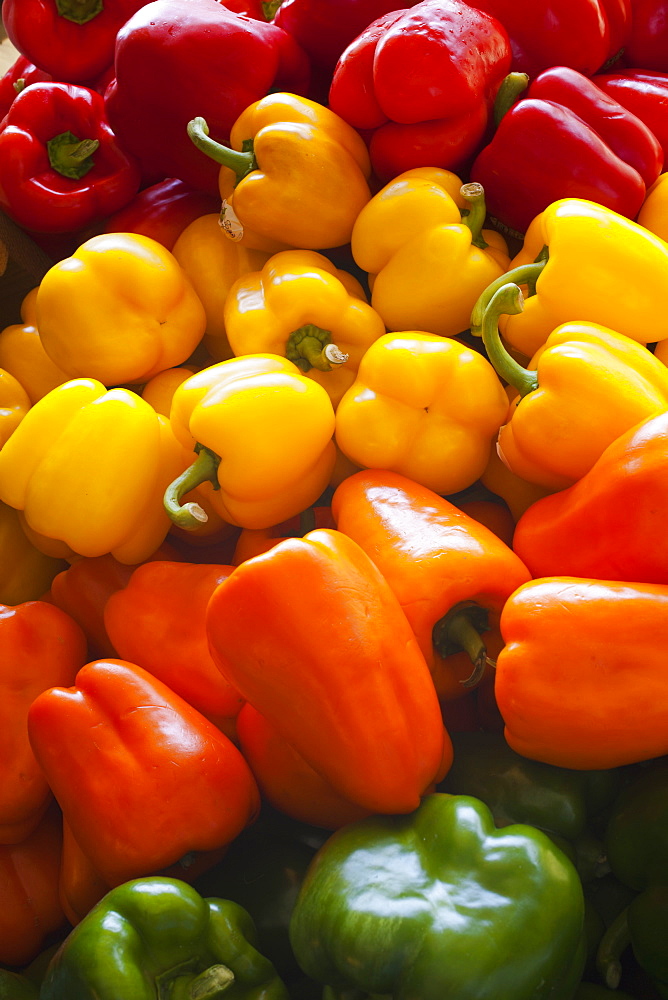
[286,324,349,372]
[187,118,256,182]
[469,257,547,336]
[481,284,538,397]
[432,602,490,689]
[163,446,220,531]
[55,0,103,24]
[47,131,99,180]
[596,906,631,990]
[460,182,489,249]
[493,72,530,127]
[262,0,283,18]
[13,78,25,95]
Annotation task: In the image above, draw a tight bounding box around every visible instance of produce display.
[1,0,668,998]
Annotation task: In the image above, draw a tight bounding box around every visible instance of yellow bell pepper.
[471,198,668,358]
[34,233,207,387]
[0,288,70,404]
[0,368,30,448]
[350,168,510,339]
[165,355,337,531]
[172,214,272,362]
[0,379,188,564]
[334,332,508,496]
[637,171,668,243]
[187,92,372,251]
[0,502,67,605]
[481,282,668,491]
[224,250,386,409]
[480,448,554,523]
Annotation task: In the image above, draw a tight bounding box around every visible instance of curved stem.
[481,284,538,397]
[187,118,256,182]
[470,256,548,336]
[432,602,490,688]
[596,906,631,990]
[460,182,489,249]
[163,446,220,530]
[286,324,349,372]
[493,72,530,127]
[47,131,99,180]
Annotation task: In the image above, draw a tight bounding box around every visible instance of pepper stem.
[481,284,538,397]
[469,256,548,336]
[432,602,490,688]
[187,118,256,183]
[460,182,489,249]
[286,324,349,372]
[188,965,235,999]
[55,0,103,24]
[163,446,220,530]
[493,72,530,126]
[596,906,631,990]
[47,131,99,180]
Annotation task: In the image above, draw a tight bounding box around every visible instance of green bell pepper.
[597,885,668,998]
[289,792,586,1000]
[40,877,290,1000]
[0,969,39,1000]
[604,758,668,891]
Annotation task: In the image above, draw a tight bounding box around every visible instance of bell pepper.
[471,198,668,358]
[104,0,311,195]
[494,577,668,769]
[236,703,372,830]
[27,658,260,887]
[172,214,273,362]
[0,805,66,967]
[0,969,39,1000]
[620,0,668,71]
[164,356,336,532]
[637,170,668,244]
[0,55,52,120]
[454,498,516,547]
[206,527,450,814]
[327,0,512,182]
[103,560,244,734]
[480,282,668,490]
[0,82,141,235]
[0,288,70,405]
[0,599,87,845]
[470,67,662,235]
[224,250,385,408]
[512,410,668,584]
[59,816,117,926]
[187,92,372,251]
[0,502,68,606]
[594,70,668,164]
[104,177,220,251]
[1,0,149,83]
[331,470,531,699]
[289,792,586,1000]
[479,447,554,521]
[0,379,190,564]
[40,877,290,1000]
[0,366,30,447]
[334,331,509,496]
[232,505,335,565]
[350,169,509,338]
[34,232,207,387]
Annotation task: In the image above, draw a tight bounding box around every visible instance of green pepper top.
[39,877,290,1000]
[289,793,586,1000]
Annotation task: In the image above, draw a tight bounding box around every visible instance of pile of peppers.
[1,0,668,998]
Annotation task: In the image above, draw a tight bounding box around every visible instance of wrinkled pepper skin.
[27,659,260,886]
[289,793,586,1000]
[512,410,668,584]
[331,470,531,700]
[34,232,206,387]
[206,528,450,815]
[494,578,668,769]
[40,878,290,1000]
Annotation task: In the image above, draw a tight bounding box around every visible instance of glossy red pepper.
[620,0,668,72]
[328,0,512,182]
[2,0,149,83]
[470,66,662,233]
[594,69,668,161]
[104,0,311,194]
[103,177,220,251]
[0,55,52,120]
[0,82,141,234]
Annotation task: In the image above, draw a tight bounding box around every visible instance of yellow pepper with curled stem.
[164,356,336,531]
[223,250,386,409]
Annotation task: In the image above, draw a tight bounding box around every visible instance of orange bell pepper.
[331,470,531,700]
[232,506,335,565]
[206,528,450,814]
[0,600,87,845]
[103,561,244,735]
[27,658,260,887]
[494,577,668,769]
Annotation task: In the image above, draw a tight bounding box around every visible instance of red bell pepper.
[467,0,631,78]
[104,0,311,194]
[594,69,668,162]
[0,81,141,234]
[620,0,668,72]
[0,55,52,121]
[470,66,663,234]
[103,177,220,250]
[328,0,512,182]
[1,0,149,84]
